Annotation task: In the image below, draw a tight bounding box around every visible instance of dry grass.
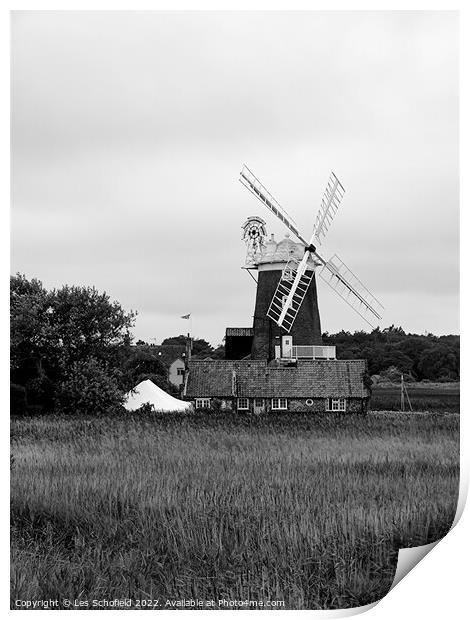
[10,411,459,610]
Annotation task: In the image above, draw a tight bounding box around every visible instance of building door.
[254,398,265,414]
[281,335,293,358]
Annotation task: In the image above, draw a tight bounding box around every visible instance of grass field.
[11,411,459,610]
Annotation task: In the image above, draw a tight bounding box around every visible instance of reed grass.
[10,411,459,610]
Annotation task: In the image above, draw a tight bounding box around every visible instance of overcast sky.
[11,11,459,346]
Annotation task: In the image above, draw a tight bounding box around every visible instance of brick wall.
[201,396,367,413]
[251,268,323,360]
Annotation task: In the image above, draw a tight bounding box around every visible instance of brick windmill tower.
[242,224,323,360]
[235,166,383,362]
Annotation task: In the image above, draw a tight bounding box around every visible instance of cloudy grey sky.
[11,11,459,346]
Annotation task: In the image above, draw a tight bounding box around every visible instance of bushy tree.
[379,366,403,383]
[10,274,136,414]
[417,345,459,381]
[210,344,225,360]
[49,284,135,369]
[161,335,213,358]
[381,350,414,374]
[55,358,124,416]
[10,275,55,376]
[123,346,170,391]
[10,275,60,411]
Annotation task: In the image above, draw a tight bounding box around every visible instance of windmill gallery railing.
[275,345,337,360]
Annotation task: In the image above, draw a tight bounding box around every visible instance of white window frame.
[327,397,346,412]
[237,397,249,410]
[271,398,288,410]
[195,398,211,409]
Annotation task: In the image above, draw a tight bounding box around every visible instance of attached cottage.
[184,358,369,414]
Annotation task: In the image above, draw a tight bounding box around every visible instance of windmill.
[239,165,383,359]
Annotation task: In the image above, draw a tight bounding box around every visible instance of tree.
[360,346,386,376]
[161,335,188,347]
[210,344,225,360]
[10,274,136,413]
[49,284,135,368]
[161,335,214,358]
[10,275,59,411]
[380,350,414,374]
[382,325,406,344]
[123,346,169,391]
[55,358,124,416]
[321,326,459,381]
[10,275,54,374]
[417,345,459,381]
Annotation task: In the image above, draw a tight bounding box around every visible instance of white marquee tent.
[124,379,192,412]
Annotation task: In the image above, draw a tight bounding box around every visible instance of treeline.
[322,326,459,382]
[141,335,225,359]
[11,274,459,416]
[156,329,461,382]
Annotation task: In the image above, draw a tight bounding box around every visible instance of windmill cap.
[256,234,315,266]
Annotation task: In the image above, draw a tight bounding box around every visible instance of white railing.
[289,345,336,360]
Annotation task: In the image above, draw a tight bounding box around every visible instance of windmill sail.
[267,256,315,332]
[319,254,383,327]
[239,162,384,332]
[239,165,307,245]
[312,172,345,246]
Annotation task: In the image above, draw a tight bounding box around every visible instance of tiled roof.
[226,327,254,337]
[185,359,367,398]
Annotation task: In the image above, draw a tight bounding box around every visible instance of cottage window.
[327,397,346,412]
[237,397,249,410]
[177,368,185,376]
[195,398,211,409]
[254,398,264,407]
[271,398,288,410]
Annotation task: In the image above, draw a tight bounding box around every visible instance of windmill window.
[272,398,288,410]
[237,397,249,410]
[195,398,211,409]
[327,398,346,412]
